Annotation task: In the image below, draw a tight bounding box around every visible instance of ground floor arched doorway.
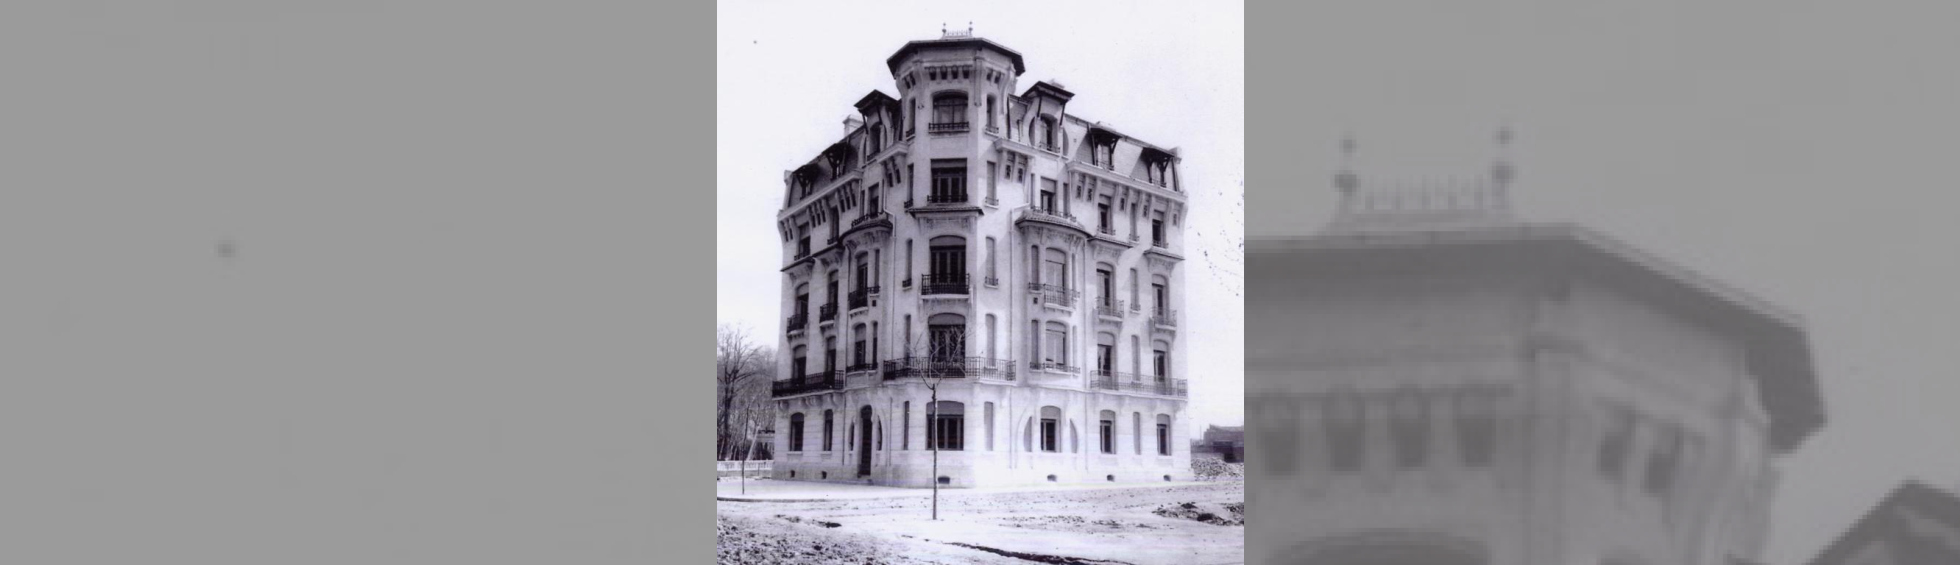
[857,406,873,476]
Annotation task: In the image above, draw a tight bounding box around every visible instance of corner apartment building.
[768,31,1195,488]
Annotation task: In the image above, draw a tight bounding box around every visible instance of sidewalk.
[715,477,1228,502]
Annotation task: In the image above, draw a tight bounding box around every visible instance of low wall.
[716,460,773,479]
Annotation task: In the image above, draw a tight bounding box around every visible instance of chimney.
[844,116,864,135]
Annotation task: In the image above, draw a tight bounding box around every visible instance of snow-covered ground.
[716,479,1245,565]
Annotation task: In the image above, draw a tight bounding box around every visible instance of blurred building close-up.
[1245,131,1827,565]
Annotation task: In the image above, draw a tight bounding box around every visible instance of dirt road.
[717,480,1245,565]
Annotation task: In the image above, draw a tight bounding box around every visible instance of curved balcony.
[771,370,843,397]
[920,273,970,296]
[1013,206,1090,237]
[1089,372,1188,398]
[1028,283,1078,309]
[881,356,1015,381]
[785,312,809,336]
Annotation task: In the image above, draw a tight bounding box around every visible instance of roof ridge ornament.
[1322,126,1519,234]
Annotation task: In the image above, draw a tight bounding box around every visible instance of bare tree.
[899,327,966,520]
[717,324,772,461]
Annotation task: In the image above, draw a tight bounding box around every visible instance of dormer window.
[1087,130,1119,170]
[1141,148,1174,189]
[1038,117,1057,151]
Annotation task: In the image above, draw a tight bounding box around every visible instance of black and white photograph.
[1245,2,1960,565]
[716,1,1246,563]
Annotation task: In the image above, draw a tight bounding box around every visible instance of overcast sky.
[1254,1,1960,561]
[716,0,1246,435]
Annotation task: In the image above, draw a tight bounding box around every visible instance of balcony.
[1151,309,1179,329]
[926,191,969,205]
[984,196,999,207]
[1095,300,1126,320]
[882,356,1015,381]
[1098,224,1116,237]
[848,287,880,310]
[1152,238,1168,250]
[1014,206,1088,236]
[921,273,970,296]
[984,124,1000,135]
[845,362,879,374]
[1028,283,1077,309]
[818,303,838,323]
[851,211,892,229]
[771,371,844,397]
[785,312,808,335]
[984,275,999,288]
[929,121,969,134]
[1028,360,1080,374]
[1089,373,1189,398]
[795,240,812,260]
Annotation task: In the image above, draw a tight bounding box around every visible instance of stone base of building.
[771,380,1192,488]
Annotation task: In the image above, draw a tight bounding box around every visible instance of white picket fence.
[716,460,772,479]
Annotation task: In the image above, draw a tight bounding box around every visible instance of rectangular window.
[1154,284,1168,313]
[867,184,880,212]
[1041,418,1058,452]
[985,402,995,451]
[792,356,807,379]
[1152,219,1166,246]
[853,339,866,366]
[823,411,834,451]
[1097,270,1113,307]
[1100,420,1115,454]
[986,237,996,279]
[1039,189,1057,212]
[986,315,996,363]
[1130,269,1139,305]
[1157,424,1171,456]
[1097,345,1114,374]
[1153,350,1168,380]
[790,419,804,452]
[905,240,914,279]
[903,401,911,450]
[929,411,964,451]
[986,161,997,200]
[928,324,965,364]
[1599,405,1634,482]
[1098,203,1112,231]
[1041,177,1060,212]
[930,159,967,203]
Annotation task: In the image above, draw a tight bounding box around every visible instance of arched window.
[1038,116,1057,150]
[1095,332,1117,378]
[985,95,997,128]
[1039,406,1062,452]
[927,401,965,451]
[788,413,806,452]
[1042,321,1069,368]
[1134,412,1143,454]
[926,313,966,365]
[932,91,967,129]
[1150,274,1170,315]
[791,345,808,379]
[1155,414,1174,456]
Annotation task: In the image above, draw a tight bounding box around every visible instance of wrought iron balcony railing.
[929,121,969,134]
[1095,300,1126,319]
[984,125,1000,135]
[926,191,969,204]
[771,370,844,397]
[1152,238,1168,249]
[1098,224,1116,236]
[921,273,970,295]
[845,362,879,374]
[881,356,1015,380]
[1027,283,1077,308]
[848,287,879,310]
[1151,309,1179,328]
[818,303,837,323]
[785,312,808,334]
[851,211,891,228]
[1089,374,1188,398]
[1028,360,1080,374]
